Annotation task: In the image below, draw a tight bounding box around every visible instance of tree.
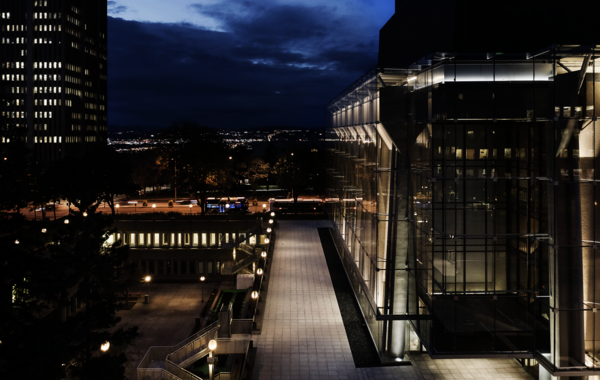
[162,122,228,214]
[0,211,138,380]
[243,157,269,197]
[273,152,310,214]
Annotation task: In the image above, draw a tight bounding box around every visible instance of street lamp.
[14,239,19,245]
[116,204,119,214]
[200,276,205,302]
[269,219,273,224]
[264,238,270,244]
[208,339,217,380]
[64,219,69,225]
[100,341,110,352]
[251,291,259,316]
[152,204,156,210]
[144,276,151,304]
[83,212,88,217]
[233,248,236,264]
[189,204,193,214]
[256,268,263,276]
[262,203,266,212]
[270,212,275,217]
[41,228,47,233]
[266,228,272,233]
[261,251,267,259]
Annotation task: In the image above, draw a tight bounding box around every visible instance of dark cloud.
[107,1,128,15]
[108,1,379,129]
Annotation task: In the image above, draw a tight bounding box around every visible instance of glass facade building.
[326,45,600,377]
[0,0,108,162]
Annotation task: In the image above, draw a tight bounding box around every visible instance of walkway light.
[261,251,267,259]
[264,238,270,244]
[267,228,272,233]
[152,204,156,209]
[100,341,110,352]
[257,268,263,276]
[251,291,259,300]
[64,219,69,224]
[83,212,88,217]
[270,212,275,217]
[14,239,19,245]
[269,219,273,224]
[262,204,266,209]
[208,339,217,351]
[200,276,205,302]
[144,276,151,304]
[189,204,193,214]
[41,228,47,233]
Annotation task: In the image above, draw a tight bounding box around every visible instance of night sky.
[107,0,394,130]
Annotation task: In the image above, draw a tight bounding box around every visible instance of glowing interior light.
[100,341,110,352]
[208,340,217,351]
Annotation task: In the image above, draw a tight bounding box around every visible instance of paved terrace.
[252,220,533,380]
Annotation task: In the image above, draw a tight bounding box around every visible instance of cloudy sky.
[107,0,394,129]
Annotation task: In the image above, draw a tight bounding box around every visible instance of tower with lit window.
[0,0,107,162]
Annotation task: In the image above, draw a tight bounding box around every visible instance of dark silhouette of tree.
[0,211,138,380]
[162,122,228,214]
[243,157,269,198]
[273,152,310,214]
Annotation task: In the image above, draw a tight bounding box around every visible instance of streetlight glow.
[269,219,273,224]
[100,341,110,352]
[208,339,217,351]
[116,204,119,209]
[264,238,270,244]
[262,204,266,208]
[145,276,151,282]
[152,204,156,209]
[14,239,19,245]
[267,228,272,233]
[270,212,275,217]
[83,212,88,217]
[41,228,47,233]
[64,219,69,224]
[261,251,267,259]
[200,276,205,282]
[251,291,259,300]
[257,268,263,276]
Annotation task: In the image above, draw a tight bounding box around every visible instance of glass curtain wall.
[326,45,600,374]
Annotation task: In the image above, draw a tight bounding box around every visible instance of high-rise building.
[0,0,107,162]
[326,1,600,378]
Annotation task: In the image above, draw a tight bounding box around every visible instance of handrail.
[173,321,218,352]
[138,368,183,380]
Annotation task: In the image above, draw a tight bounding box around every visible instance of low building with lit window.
[0,0,107,162]
[326,1,599,378]
[111,215,272,281]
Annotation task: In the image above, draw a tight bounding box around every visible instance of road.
[20,199,275,220]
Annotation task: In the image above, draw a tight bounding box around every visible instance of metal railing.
[164,360,202,380]
[167,325,218,366]
[237,243,255,255]
[139,322,219,380]
[138,368,183,380]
